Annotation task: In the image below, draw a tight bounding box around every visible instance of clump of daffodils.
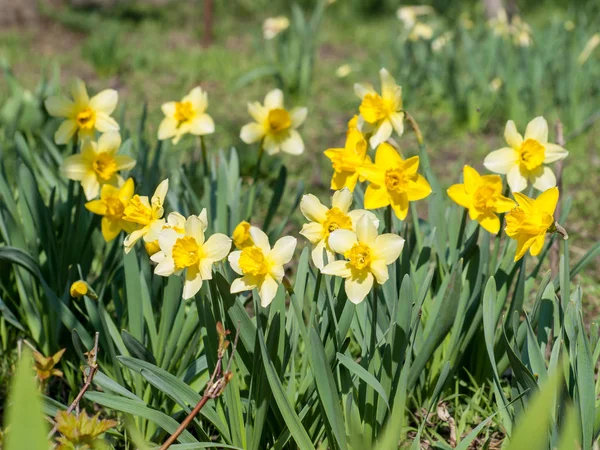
[484,117,568,193]
[45,78,119,144]
[240,89,307,156]
[85,178,136,242]
[324,129,370,191]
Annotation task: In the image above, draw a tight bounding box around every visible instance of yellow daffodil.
[33,348,66,382]
[322,215,404,304]
[85,178,136,241]
[145,210,208,257]
[232,221,253,249]
[262,16,290,40]
[354,68,404,149]
[240,89,307,155]
[447,166,516,234]
[408,22,434,41]
[61,131,136,200]
[44,78,119,144]
[484,117,569,193]
[505,187,559,261]
[151,215,231,299]
[55,411,117,450]
[228,227,296,307]
[122,179,169,253]
[347,115,359,134]
[158,87,215,145]
[300,188,379,269]
[324,129,371,191]
[396,5,434,29]
[69,280,88,298]
[358,143,431,220]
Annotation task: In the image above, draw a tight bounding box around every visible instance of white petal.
[71,79,89,106]
[61,154,89,180]
[158,117,178,140]
[264,89,284,109]
[54,120,78,144]
[331,188,353,212]
[389,112,404,136]
[355,214,377,247]
[280,130,304,155]
[372,234,405,264]
[249,227,271,253]
[202,233,232,261]
[259,275,279,307]
[504,120,523,149]
[124,228,147,252]
[354,82,375,99]
[185,216,205,245]
[228,251,243,275]
[507,166,528,193]
[144,219,166,242]
[543,143,569,164]
[524,116,548,143]
[166,212,186,229]
[300,222,324,244]
[182,270,203,299]
[328,229,357,254]
[263,134,280,155]
[155,256,176,277]
[345,272,374,304]
[231,275,258,293]
[379,68,397,100]
[240,123,265,144]
[370,259,389,284]
[97,131,122,154]
[248,101,267,123]
[95,113,120,133]
[187,87,207,112]
[532,167,557,191]
[158,228,180,254]
[81,174,100,201]
[190,114,215,135]
[321,260,352,278]
[300,194,328,223]
[369,120,393,149]
[161,102,176,117]
[483,148,518,175]
[310,240,328,270]
[269,236,296,265]
[348,210,379,230]
[89,89,119,115]
[197,208,208,229]
[290,107,307,128]
[45,96,75,117]
[152,179,169,207]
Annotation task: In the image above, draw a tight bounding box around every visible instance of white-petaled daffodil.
[483,117,568,193]
[122,179,169,253]
[45,78,119,144]
[61,131,136,200]
[158,87,215,145]
[299,188,379,269]
[228,227,296,307]
[322,215,404,304]
[151,215,231,299]
[354,68,404,149]
[240,89,307,156]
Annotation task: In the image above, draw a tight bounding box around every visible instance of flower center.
[385,168,409,193]
[76,108,96,130]
[359,93,395,124]
[323,207,353,236]
[123,195,154,225]
[239,246,270,277]
[519,139,545,171]
[92,153,118,181]
[267,108,291,133]
[174,101,195,124]
[346,243,372,271]
[473,185,496,211]
[172,236,201,270]
[104,196,125,219]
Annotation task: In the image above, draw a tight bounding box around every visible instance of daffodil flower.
[85,178,137,241]
[33,348,66,382]
[358,143,431,220]
[299,188,379,269]
[324,129,371,191]
[122,179,169,253]
[355,68,404,149]
[151,215,231,299]
[45,78,119,144]
[322,215,404,304]
[61,131,136,200]
[228,227,296,307]
[240,89,307,156]
[447,166,516,234]
[145,210,208,256]
[158,87,215,145]
[484,117,568,193]
[232,221,253,249]
[505,187,559,261]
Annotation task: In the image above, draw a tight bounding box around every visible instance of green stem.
[200,135,209,178]
[456,209,468,250]
[385,205,394,234]
[246,139,265,221]
[370,283,378,361]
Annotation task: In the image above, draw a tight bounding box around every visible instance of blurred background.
[0,0,599,297]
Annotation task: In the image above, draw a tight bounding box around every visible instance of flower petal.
[300,194,328,223]
[355,214,377,246]
[45,96,75,117]
[331,188,353,212]
[264,89,284,109]
[280,130,304,155]
[506,166,528,193]
[248,101,267,123]
[300,222,324,243]
[364,184,389,209]
[348,210,379,229]
[249,226,271,253]
[158,228,180,254]
[259,275,279,307]
[531,166,556,191]
[494,195,516,213]
[161,102,176,117]
[158,117,178,140]
[543,143,569,164]
[191,114,215,135]
[310,239,330,270]
[152,179,169,207]
[478,212,500,234]
[372,233,405,264]
[155,256,176,277]
[369,120,393,149]
[187,87,207,112]
[202,233,231,261]
[375,142,402,170]
[269,236,297,265]
[183,268,203,299]
[71,79,89,106]
[61,154,89,180]
[484,148,518,175]
[321,260,352,278]
[345,272,374,304]
[101,217,122,242]
[95,113,120,133]
[54,120,78,145]
[504,120,523,149]
[524,116,548,143]
[81,174,100,201]
[185,215,205,245]
[240,122,265,144]
[370,259,389,284]
[534,186,559,216]
[354,82,375,99]
[328,229,357,254]
[90,89,118,115]
[231,275,258,293]
[85,199,106,215]
[447,184,470,209]
[406,174,431,201]
[290,107,307,128]
[389,111,404,136]
[228,251,243,275]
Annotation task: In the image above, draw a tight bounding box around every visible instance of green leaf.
[337,352,389,409]
[4,350,48,450]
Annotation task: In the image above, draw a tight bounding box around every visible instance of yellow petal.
[534,187,559,216]
[85,199,106,216]
[406,174,431,201]
[358,164,386,186]
[493,195,516,213]
[89,89,118,115]
[152,179,169,208]
[54,120,78,145]
[462,165,481,191]
[513,192,535,211]
[97,131,121,154]
[280,130,304,155]
[529,234,546,256]
[477,212,500,234]
[514,235,536,261]
[240,122,264,144]
[114,155,137,171]
[161,102,176,117]
[187,87,207,112]
[374,142,403,170]
[389,192,409,220]
[364,184,389,209]
[71,78,89,106]
[190,114,215,135]
[264,89,284,109]
[61,154,89,181]
[101,217,122,242]
[447,184,470,209]
[45,96,75,118]
[119,178,135,201]
[369,120,393,149]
